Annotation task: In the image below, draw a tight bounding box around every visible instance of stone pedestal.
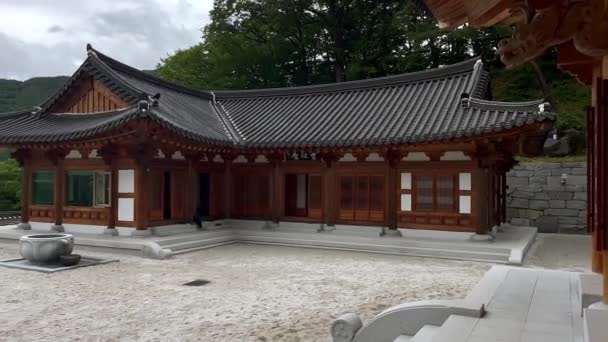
[131,228,152,237]
[16,222,31,230]
[50,224,64,233]
[103,228,119,236]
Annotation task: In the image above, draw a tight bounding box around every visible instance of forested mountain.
[0,76,69,113]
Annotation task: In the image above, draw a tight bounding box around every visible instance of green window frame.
[66,171,111,207]
[32,171,55,206]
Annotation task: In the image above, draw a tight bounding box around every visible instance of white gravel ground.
[0,242,491,342]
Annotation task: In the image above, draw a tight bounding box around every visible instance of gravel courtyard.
[0,242,490,342]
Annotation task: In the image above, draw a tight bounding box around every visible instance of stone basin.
[19,234,74,263]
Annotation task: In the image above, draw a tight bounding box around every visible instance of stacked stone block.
[506,161,587,234]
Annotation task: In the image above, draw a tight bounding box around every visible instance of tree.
[157,0,591,155]
[0,159,21,210]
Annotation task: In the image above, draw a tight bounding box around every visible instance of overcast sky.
[0,0,213,80]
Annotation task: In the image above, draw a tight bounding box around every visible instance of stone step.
[156,230,234,247]
[161,234,237,252]
[428,315,479,342]
[411,324,440,342]
[170,241,237,255]
[236,231,510,263]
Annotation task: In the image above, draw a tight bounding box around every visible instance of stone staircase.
[155,229,237,255]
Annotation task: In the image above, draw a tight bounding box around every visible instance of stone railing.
[506,161,586,234]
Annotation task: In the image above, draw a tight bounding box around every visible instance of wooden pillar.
[98,144,118,235]
[184,153,199,220]
[134,160,149,231]
[269,153,282,223]
[46,149,67,232]
[322,153,338,227]
[222,154,236,219]
[594,57,608,303]
[108,167,118,229]
[385,150,400,230]
[130,144,155,233]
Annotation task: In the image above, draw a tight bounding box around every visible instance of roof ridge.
[46,106,139,119]
[90,46,214,100]
[214,57,481,99]
[209,92,243,143]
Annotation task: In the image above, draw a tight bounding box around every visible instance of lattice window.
[369,176,384,211]
[339,176,354,210]
[437,175,454,211]
[415,175,434,210]
[356,176,369,211]
[308,175,322,210]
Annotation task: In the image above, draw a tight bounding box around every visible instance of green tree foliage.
[0,159,21,210]
[158,0,590,154]
[0,76,68,113]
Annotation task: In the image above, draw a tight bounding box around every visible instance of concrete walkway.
[0,221,537,264]
[465,266,583,342]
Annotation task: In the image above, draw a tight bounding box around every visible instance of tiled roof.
[0,45,554,148]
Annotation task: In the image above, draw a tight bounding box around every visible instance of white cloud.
[0,0,213,80]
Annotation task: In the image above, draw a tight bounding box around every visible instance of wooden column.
[268,153,282,223]
[12,149,31,229]
[322,153,339,227]
[134,161,148,231]
[131,144,155,233]
[593,56,608,303]
[184,152,200,221]
[46,149,67,232]
[99,145,118,235]
[222,154,236,219]
[385,150,400,230]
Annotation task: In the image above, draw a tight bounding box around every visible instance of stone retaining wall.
[506,161,587,234]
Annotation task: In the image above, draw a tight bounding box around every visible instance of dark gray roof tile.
[0,47,554,148]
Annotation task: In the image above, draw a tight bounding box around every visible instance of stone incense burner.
[19,234,74,263]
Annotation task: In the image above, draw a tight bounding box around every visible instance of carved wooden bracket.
[244,153,258,163]
[11,148,31,167]
[127,143,156,167]
[97,144,118,166]
[497,0,608,68]
[353,151,368,162]
[383,149,401,168]
[266,152,284,167]
[78,147,92,160]
[45,149,69,166]
[220,152,239,162]
[321,152,340,168]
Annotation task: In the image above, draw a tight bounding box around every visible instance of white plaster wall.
[233,155,248,163]
[213,154,224,163]
[459,195,471,214]
[118,170,135,193]
[89,149,101,158]
[400,173,411,190]
[440,151,471,161]
[65,150,82,159]
[459,172,472,191]
[172,151,185,160]
[339,153,356,162]
[402,152,430,161]
[255,155,269,163]
[366,153,384,162]
[401,194,412,211]
[118,198,134,221]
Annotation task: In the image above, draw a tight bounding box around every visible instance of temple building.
[0,45,553,237]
